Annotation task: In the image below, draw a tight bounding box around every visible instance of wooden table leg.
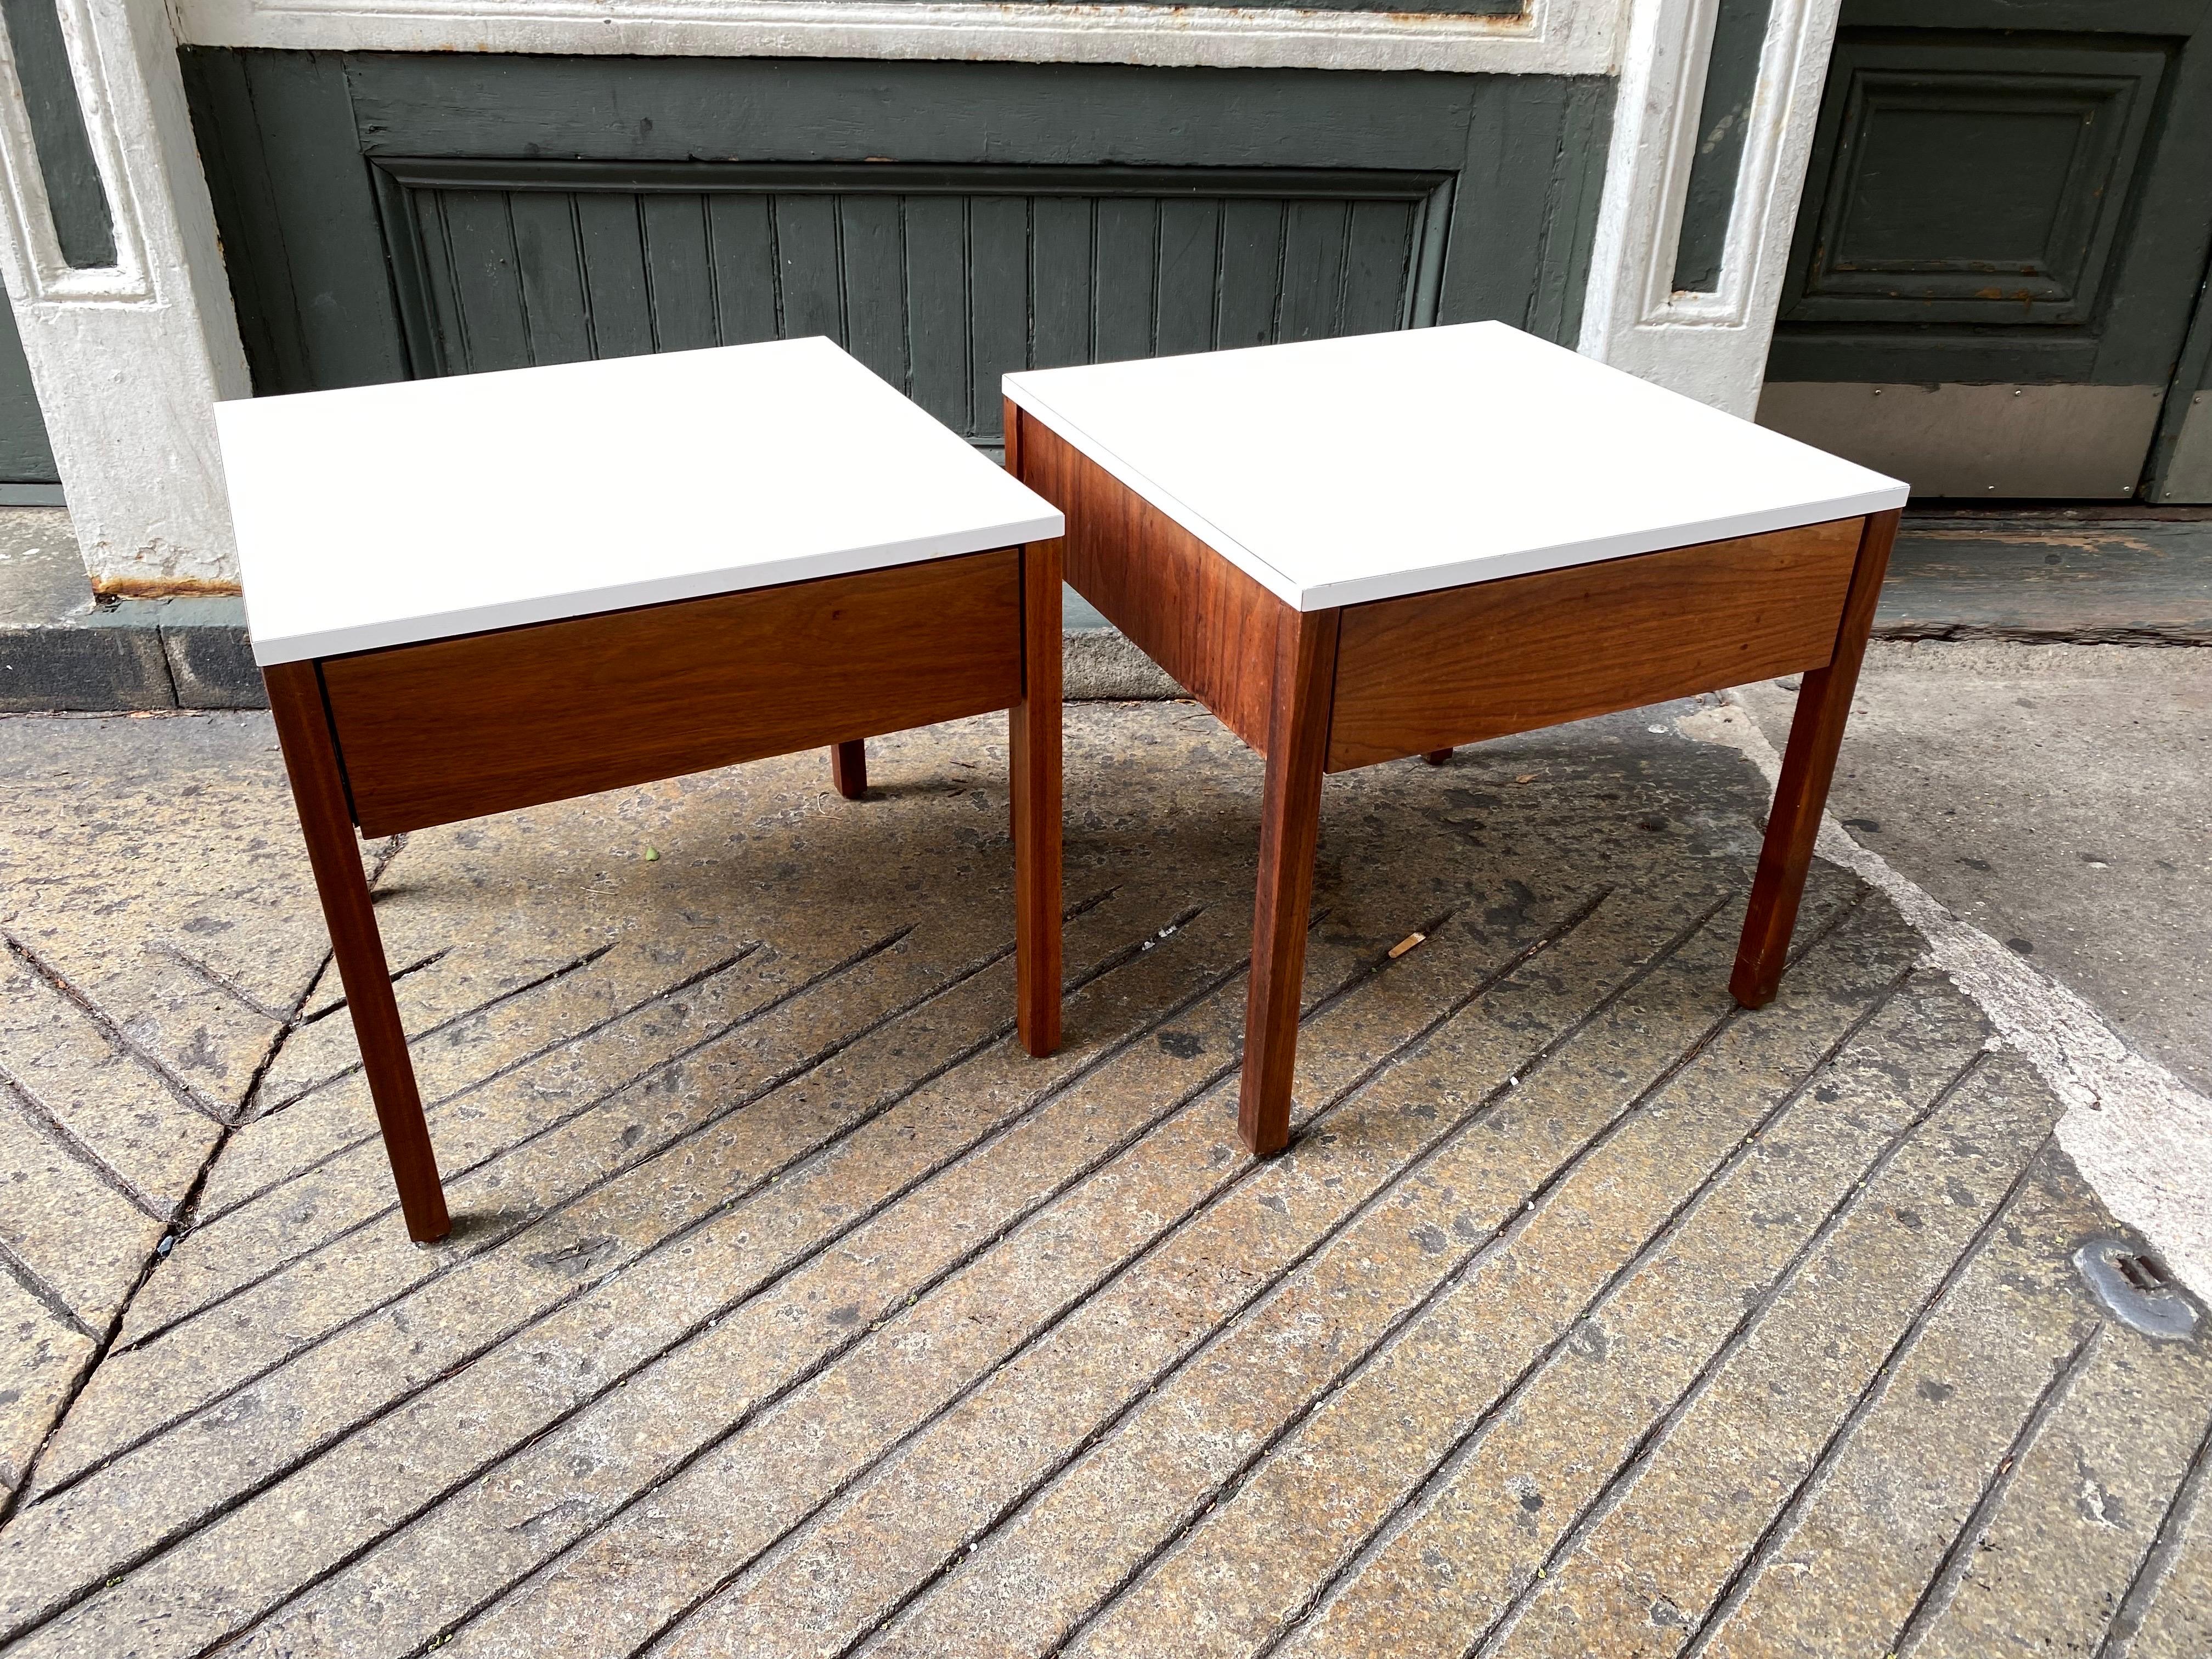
[831,739,867,799]
[1239,606,1340,1156]
[264,661,452,1244]
[1731,508,1901,1008]
[1011,533,1064,1057]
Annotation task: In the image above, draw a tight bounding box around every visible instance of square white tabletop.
[219,337,1064,664]
[1004,321,1908,612]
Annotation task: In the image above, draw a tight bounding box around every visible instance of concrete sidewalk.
[0,698,2205,1658]
[1739,642,2212,1099]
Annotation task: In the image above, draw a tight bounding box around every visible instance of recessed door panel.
[1782,47,2165,325]
[1763,2,2212,499]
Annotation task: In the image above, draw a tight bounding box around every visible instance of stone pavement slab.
[1737,642,2212,1096]
[0,710,338,1493]
[1266,970,1999,1659]
[0,698,2203,1659]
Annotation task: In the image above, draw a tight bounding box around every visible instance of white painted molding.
[1578,0,1840,416]
[0,0,150,300]
[0,0,249,589]
[173,0,1627,76]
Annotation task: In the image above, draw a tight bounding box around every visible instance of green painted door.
[0,0,120,502]
[0,298,59,499]
[1759,0,2212,500]
[183,52,1610,455]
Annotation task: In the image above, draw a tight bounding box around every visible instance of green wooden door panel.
[183,48,415,393]
[1674,0,1778,291]
[0,296,57,486]
[372,161,1447,444]
[1762,0,2212,496]
[0,0,115,268]
[1768,4,2212,389]
[335,54,1483,167]
[1781,42,2168,325]
[182,50,1611,422]
[1844,0,2207,31]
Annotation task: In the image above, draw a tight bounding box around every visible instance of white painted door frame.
[0,0,1838,588]
[0,0,247,592]
[1578,0,1844,418]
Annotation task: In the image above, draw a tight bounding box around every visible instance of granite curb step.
[0,594,264,712]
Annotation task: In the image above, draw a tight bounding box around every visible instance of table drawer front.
[1327,518,1865,771]
[322,550,1024,835]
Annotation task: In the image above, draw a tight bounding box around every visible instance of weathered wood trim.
[171,0,1628,77]
[373,156,1457,200]
[0,0,251,592]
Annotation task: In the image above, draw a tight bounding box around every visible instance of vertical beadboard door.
[373,162,1454,451]
[181,51,1613,447]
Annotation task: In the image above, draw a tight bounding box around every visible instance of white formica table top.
[1005,321,1907,612]
[219,337,1064,664]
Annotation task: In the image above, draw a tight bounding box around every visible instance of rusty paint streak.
[92,576,244,599]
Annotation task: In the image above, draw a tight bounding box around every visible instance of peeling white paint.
[172,0,1627,77]
[1578,0,1839,415]
[1677,695,2212,1305]
[0,0,247,591]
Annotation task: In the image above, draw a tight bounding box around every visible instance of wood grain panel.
[1008,509,1065,1059]
[1327,517,1864,771]
[322,551,1023,836]
[1016,411,1288,754]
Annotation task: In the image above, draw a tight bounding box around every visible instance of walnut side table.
[219,338,1067,1244]
[1005,322,1907,1159]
